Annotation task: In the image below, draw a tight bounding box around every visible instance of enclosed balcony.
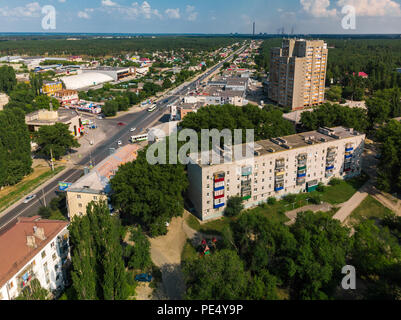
[275,159,285,169]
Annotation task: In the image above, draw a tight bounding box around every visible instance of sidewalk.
[284,202,334,225]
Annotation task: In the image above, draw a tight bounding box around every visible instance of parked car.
[23,194,37,204]
[117,140,122,146]
[117,122,126,126]
[135,273,152,282]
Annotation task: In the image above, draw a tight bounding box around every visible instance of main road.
[0,44,247,231]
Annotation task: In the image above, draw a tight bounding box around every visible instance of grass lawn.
[186,214,232,236]
[181,239,198,262]
[347,195,393,225]
[320,173,369,205]
[0,165,65,213]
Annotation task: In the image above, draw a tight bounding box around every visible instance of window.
[77,195,81,199]
[41,251,46,259]
[93,196,98,200]
[50,242,55,248]
[207,184,210,188]
[9,281,13,289]
[52,253,57,261]
[207,175,209,179]
[78,203,83,208]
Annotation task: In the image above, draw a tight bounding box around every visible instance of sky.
[0,0,400,34]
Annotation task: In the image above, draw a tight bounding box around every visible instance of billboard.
[58,182,72,191]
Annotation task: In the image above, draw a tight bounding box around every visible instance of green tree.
[125,227,152,270]
[69,201,130,300]
[34,123,80,160]
[182,249,249,300]
[224,196,244,217]
[0,65,16,93]
[16,279,49,300]
[110,147,188,237]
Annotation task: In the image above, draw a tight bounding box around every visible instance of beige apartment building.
[187,127,365,221]
[268,39,328,111]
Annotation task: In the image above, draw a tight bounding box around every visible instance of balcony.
[275,170,285,176]
[214,202,225,209]
[274,186,284,192]
[214,185,224,192]
[275,160,285,169]
[345,154,353,159]
[241,166,252,176]
[325,171,333,178]
[297,172,306,178]
[326,165,334,171]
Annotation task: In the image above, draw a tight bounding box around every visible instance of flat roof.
[190,126,365,167]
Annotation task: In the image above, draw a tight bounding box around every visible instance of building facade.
[54,90,79,105]
[0,217,70,300]
[42,81,63,96]
[268,39,328,111]
[187,127,365,221]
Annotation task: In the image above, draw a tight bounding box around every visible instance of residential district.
[1,35,401,301]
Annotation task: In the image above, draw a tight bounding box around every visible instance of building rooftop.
[68,144,139,194]
[25,109,79,126]
[190,126,364,167]
[0,216,68,288]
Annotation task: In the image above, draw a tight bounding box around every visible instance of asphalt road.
[0,44,246,231]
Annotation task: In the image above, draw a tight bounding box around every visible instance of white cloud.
[300,0,337,17]
[186,5,198,21]
[101,0,118,6]
[0,2,42,18]
[78,8,94,19]
[59,0,67,3]
[165,8,180,19]
[337,0,401,16]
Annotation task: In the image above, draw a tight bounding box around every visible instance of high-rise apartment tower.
[268,39,328,110]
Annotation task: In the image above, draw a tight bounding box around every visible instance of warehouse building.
[60,72,114,90]
[187,126,365,221]
[82,67,133,81]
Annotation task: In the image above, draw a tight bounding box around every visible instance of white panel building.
[187,127,365,221]
[0,217,70,300]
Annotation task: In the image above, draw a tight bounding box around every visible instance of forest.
[0,37,238,57]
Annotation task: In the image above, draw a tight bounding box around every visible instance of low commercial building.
[0,216,70,300]
[25,109,83,137]
[42,81,63,96]
[66,144,139,220]
[187,126,365,221]
[61,72,114,90]
[53,90,79,105]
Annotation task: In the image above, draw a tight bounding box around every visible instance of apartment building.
[268,39,328,111]
[42,80,63,96]
[187,127,365,221]
[53,89,79,105]
[0,217,70,300]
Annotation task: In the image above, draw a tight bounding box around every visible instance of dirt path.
[285,202,334,225]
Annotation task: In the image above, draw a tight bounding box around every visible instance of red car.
[117,122,126,126]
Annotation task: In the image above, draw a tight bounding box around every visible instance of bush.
[309,193,322,205]
[38,206,52,219]
[329,178,342,186]
[283,194,296,204]
[267,197,277,205]
[316,183,326,192]
[224,196,244,217]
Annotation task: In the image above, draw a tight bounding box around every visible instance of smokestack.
[253,22,255,36]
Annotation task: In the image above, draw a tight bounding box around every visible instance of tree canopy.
[69,201,130,300]
[34,123,80,160]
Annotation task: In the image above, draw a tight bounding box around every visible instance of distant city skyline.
[0,0,400,34]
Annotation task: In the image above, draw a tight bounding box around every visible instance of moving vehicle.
[130,127,136,132]
[163,99,169,103]
[117,122,126,126]
[130,134,148,143]
[117,140,122,146]
[23,194,37,204]
[135,273,152,282]
[147,104,157,112]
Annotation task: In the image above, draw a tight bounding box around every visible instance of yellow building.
[42,81,63,96]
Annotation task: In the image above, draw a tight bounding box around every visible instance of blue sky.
[0,0,400,34]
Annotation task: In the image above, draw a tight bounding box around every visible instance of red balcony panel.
[214,194,225,200]
[214,177,225,183]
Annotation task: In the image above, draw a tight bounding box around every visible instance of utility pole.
[50,148,54,172]
[42,188,46,207]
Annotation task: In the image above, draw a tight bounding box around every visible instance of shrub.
[316,183,326,192]
[329,178,342,186]
[283,194,296,204]
[309,193,322,205]
[267,197,277,205]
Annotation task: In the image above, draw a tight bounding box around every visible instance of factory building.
[187,127,365,221]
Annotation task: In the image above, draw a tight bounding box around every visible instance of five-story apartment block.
[188,127,365,221]
[268,39,328,110]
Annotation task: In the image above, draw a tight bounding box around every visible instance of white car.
[130,127,136,132]
[23,194,37,204]
[117,140,122,146]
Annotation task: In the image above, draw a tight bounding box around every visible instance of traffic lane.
[0,168,83,229]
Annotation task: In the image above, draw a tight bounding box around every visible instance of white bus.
[147,104,157,112]
[130,134,148,143]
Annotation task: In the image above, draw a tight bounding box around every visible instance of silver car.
[23,194,37,204]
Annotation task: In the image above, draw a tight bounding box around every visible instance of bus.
[147,104,157,112]
[130,134,148,143]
